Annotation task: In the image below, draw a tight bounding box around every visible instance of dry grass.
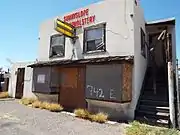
[126,121,180,135]
[20,99,64,112]
[46,103,63,112]
[32,101,42,108]
[89,112,108,123]
[0,92,9,98]
[74,109,108,123]
[20,98,37,105]
[74,109,90,119]
[39,102,50,109]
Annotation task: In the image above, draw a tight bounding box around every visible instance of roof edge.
[146,17,175,26]
[28,56,134,68]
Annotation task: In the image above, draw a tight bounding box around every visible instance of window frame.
[49,34,66,58]
[83,23,106,54]
[141,28,146,58]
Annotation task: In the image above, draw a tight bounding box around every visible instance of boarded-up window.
[33,67,59,94]
[85,64,122,102]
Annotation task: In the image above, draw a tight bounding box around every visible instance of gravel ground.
[0,99,127,135]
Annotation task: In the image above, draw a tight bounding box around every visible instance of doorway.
[147,31,170,99]
[15,68,25,99]
[58,67,86,111]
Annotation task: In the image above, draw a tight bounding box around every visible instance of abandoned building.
[8,0,179,128]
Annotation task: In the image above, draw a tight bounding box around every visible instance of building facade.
[8,0,177,124]
[36,0,146,120]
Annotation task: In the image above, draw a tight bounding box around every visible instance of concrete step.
[139,99,169,107]
[139,105,169,113]
[135,116,169,127]
[136,110,169,120]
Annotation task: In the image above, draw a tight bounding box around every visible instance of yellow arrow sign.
[55,19,76,38]
[56,19,73,31]
[55,27,74,38]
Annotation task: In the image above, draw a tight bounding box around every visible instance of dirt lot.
[0,99,127,135]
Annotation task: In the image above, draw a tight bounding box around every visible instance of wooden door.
[15,68,25,99]
[59,67,86,111]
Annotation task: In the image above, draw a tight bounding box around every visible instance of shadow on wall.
[74,38,84,59]
[71,27,84,59]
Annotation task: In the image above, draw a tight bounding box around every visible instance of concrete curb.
[0,98,15,101]
[61,111,118,125]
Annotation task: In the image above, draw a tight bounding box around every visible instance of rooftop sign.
[64,8,96,28]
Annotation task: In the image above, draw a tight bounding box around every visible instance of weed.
[89,112,108,123]
[0,92,9,98]
[32,101,42,108]
[20,98,37,105]
[74,109,90,119]
[126,121,180,135]
[46,103,63,112]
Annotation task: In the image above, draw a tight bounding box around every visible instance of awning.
[28,56,134,68]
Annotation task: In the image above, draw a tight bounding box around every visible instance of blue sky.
[0,0,179,69]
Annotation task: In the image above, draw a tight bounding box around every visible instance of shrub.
[32,101,42,108]
[74,109,90,119]
[39,102,51,109]
[20,98,37,105]
[89,112,108,123]
[0,92,9,98]
[46,103,63,112]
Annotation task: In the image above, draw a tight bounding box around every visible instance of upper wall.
[38,0,136,61]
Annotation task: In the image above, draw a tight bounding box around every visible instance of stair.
[135,66,170,127]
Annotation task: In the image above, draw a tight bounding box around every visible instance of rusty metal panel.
[121,63,133,102]
[85,64,122,102]
[59,67,86,110]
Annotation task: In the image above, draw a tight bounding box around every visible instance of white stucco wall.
[128,3,147,119]
[38,0,135,61]
[8,62,36,98]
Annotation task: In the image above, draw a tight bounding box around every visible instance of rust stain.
[122,63,133,102]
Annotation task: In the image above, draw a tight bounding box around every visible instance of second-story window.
[49,34,65,58]
[83,23,106,53]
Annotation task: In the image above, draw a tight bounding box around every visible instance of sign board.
[85,65,122,102]
[64,8,96,28]
[55,19,76,38]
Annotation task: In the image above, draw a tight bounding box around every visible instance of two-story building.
[8,0,178,126]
